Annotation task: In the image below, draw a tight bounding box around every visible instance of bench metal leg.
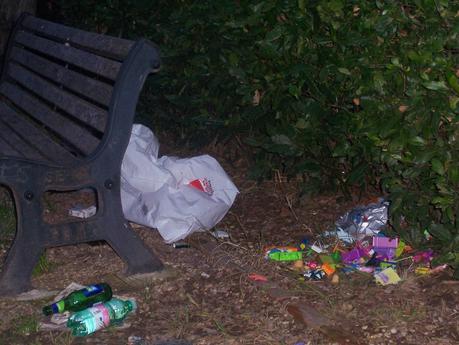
[0,188,44,295]
[0,176,164,296]
[0,237,43,295]
[105,219,164,274]
[99,186,164,275]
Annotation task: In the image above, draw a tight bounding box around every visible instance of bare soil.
[0,138,458,345]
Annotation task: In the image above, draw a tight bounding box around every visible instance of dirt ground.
[0,137,458,345]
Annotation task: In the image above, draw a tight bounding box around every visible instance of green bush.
[56,0,459,273]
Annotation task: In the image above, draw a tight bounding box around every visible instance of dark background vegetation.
[1,0,458,276]
[0,1,36,61]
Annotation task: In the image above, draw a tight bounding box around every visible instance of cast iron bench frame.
[0,13,164,295]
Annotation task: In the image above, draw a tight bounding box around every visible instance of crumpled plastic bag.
[120,124,239,243]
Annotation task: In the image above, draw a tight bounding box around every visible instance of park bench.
[0,13,164,295]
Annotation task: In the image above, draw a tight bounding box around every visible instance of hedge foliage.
[56,0,459,273]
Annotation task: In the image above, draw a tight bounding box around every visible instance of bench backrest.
[0,14,159,166]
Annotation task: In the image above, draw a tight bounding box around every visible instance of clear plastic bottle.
[42,283,112,315]
[66,298,136,336]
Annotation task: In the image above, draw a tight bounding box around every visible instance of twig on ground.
[285,193,299,221]
[216,240,249,251]
[229,211,250,240]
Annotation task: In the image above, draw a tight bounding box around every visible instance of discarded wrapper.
[413,249,434,263]
[330,199,389,243]
[188,178,214,195]
[265,246,302,261]
[69,205,97,219]
[322,263,336,275]
[373,236,398,260]
[211,229,230,239]
[269,251,302,261]
[303,269,325,280]
[415,266,431,275]
[310,244,324,253]
[341,245,371,264]
[374,267,401,285]
[305,261,319,269]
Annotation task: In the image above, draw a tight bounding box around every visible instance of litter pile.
[265,199,449,286]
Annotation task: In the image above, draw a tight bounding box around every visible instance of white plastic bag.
[120,124,239,243]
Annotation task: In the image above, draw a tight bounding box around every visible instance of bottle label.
[55,300,65,313]
[48,300,65,314]
[82,304,111,334]
[82,284,103,297]
[106,299,126,319]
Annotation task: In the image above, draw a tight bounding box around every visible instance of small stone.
[425,324,435,331]
[331,274,340,284]
[390,328,397,334]
[362,325,368,330]
[342,302,354,312]
[292,260,304,270]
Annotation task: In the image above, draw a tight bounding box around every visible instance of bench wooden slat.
[14,31,121,81]
[0,103,50,162]
[0,121,45,161]
[22,15,134,61]
[0,135,24,157]
[7,63,107,132]
[10,47,112,107]
[0,82,100,156]
[0,102,76,164]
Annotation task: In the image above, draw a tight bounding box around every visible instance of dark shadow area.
[0,185,16,266]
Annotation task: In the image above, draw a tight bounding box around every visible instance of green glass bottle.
[66,298,136,336]
[42,283,112,315]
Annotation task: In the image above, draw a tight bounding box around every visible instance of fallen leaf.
[399,105,409,112]
[286,303,331,328]
[266,287,295,301]
[248,273,268,282]
[252,90,261,106]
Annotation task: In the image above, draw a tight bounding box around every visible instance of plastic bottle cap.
[128,299,137,311]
